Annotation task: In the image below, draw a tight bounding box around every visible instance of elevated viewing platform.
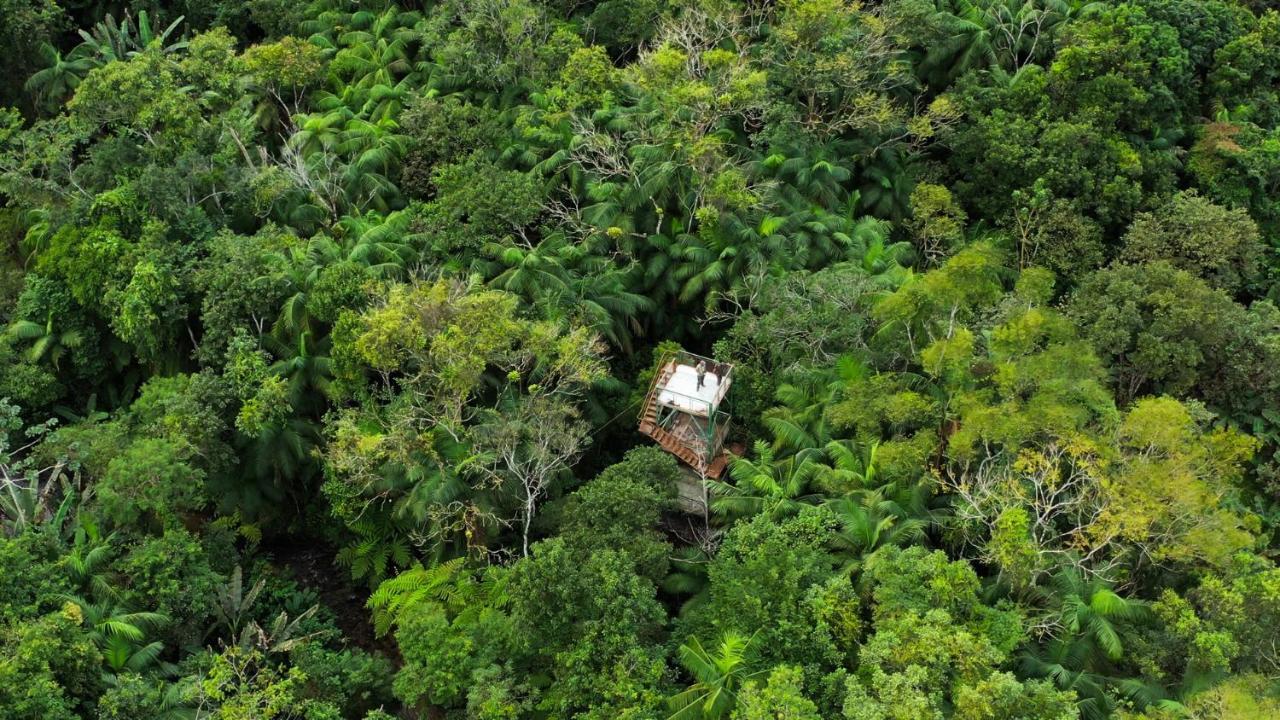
[638,350,733,478]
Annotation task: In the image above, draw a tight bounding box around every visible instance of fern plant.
[336,518,412,587]
[367,558,510,635]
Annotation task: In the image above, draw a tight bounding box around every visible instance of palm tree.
[756,144,854,211]
[263,244,320,343]
[566,262,654,354]
[914,0,1102,89]
[678,211,790,311]
[335,210,419,269]
[858,231,916,279]
[237,415,320,508]
[286,4,425,214]
[9,314,84,368]
[64,524,118,600]
[813,439,880,494]
[1051,568,1150,663]
[1019,567,1154,720]
[825,494,926,574]
[761,356,873,458]
[389,428,479,526]
[339,117,409,211]
[668,632,766,720]
[480,234,655,353]
[100,631,166,676]
[264,215,414,343]
[662,545,713,617]
[66,596,170,678]
[266,330,333,415]
[710,441,824,520]
[763,377,842,457]
[290,104,355,157]
[25,43,96,111]
[857,146,916,223]
[917,0,999,88]
[480,240,572,305]
[329,7,423,88]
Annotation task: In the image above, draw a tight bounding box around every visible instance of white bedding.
[657,365,719,415]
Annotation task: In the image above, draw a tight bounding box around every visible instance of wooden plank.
[706,452,729,479]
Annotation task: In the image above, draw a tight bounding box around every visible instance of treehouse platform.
[639,350,733,479]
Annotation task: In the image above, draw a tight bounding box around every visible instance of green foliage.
[3,0,1280,717]
[392,605,474,708]
[669,631,766,720]
[682,509,854,672]
[400,96,503,197]
[0,605,102,719]
[1119,190,1263,294]
[842,545,1067,720]
[716,260,906,432]
[1068,261,1280,408]
[907,183,968,265]
[950,23,1186,233]
[96,438,206,530]
[1105,398,1256,569]
[555,447,677,582]
[8,274,102,379]
[1185,673,1280,719]
[0,528,73,623]
[1207,9,1280,124]
[96,672,175,720]
[507,538,668,717]
[116,529,223,648]
[68,48,199,143]
[1151,555,1280,679]
[109,258,187,364]
[324,277,605,566]
[241,37,326,98]
[189,645,313,719]
[874,241,1004,359]
[290,642,394,719]
[1189,121,1280,241]
[952,672,1078,720]
[0,0,66,108]
[732,665,821,720]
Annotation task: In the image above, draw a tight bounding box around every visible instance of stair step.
[706,452,729,479]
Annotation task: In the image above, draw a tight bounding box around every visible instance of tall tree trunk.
[522,492,534,557]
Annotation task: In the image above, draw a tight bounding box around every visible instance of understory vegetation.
[1,0,1279,718]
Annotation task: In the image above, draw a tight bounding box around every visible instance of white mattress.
[657,365,719,415]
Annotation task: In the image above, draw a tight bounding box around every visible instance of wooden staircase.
[638,361,731,479]
[637,361,673,435]
[705,451,730,478]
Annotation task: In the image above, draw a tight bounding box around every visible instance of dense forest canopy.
[0,0,1279,717]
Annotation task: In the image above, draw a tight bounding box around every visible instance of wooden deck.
[639,361,731,479]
